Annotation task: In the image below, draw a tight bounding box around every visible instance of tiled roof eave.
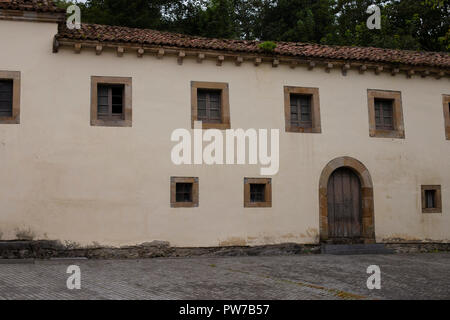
[0,0,65,13]
[54,36,450,78]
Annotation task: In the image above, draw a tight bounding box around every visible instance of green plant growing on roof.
[258,41,277,53]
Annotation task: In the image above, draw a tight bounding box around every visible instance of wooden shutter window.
[91,76,132,127]
[197,89,222,123]
[290,94,312,128]
[97,84,124,120]
[374,98,394,130]
[191,81,230,130]
[367,90,404,138]
[0,79,13,118]
[284,87,321,133]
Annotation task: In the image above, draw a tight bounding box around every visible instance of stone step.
[321,243,394,255]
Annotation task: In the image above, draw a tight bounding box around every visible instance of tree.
[55,0,450,52]
[254,0,336,43]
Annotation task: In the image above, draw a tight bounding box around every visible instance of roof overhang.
[53,37,450,80]
[0,8,65,23]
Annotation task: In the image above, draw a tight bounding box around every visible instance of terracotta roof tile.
[57,23,450,69]
[0,0,64,13]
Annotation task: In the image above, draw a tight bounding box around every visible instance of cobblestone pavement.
[0,253,449,300]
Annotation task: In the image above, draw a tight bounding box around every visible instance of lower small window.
[421,185,442,213]
[244,178,272,208]
[171,177,199,208]
[176,183,193,203]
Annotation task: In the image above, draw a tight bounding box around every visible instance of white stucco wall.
[0,19,449,247]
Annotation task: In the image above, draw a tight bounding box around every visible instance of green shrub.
[258,41,277,53]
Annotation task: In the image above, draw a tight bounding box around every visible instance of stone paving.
[0,253,449,300]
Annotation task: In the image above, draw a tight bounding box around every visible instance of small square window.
[368,89,404,139]
[0,71,20,124]
[250,183,266,203]
[284,87,321,133]
[170,177,199,208]
[443,95,450,140]
[421,185,442,214]
[176,183,193,203]
[191,81,230,129]
[244,178,272,208]
[91,76,132,127]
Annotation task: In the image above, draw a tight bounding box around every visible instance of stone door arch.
[319,157,375,243]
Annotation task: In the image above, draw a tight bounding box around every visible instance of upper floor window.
[443,94,450,140]
[0,80,13,117]
[191,81,230,129]
[0,71,20,124]
[374,98,394,130]
[97,84,124,121]
[367,89,404,139]
[91,76,132,127]
[290,94,312,128]
[197,89,222,123]
[284,86,321,133]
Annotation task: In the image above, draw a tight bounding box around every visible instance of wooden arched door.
[327,167,363,242]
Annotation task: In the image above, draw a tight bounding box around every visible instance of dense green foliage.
[56,0,450,52]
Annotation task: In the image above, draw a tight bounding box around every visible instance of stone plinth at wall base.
[0,241,321,260]
[385,242,450,254]
[1,241,449,260]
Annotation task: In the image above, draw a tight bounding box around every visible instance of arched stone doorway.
[319,157,375,243]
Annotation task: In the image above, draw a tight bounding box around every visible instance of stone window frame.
[284,86,321,133]
[0,71,20,124]
[191,81,230,130]
[91,76,132,127]
[367,89,405,139]
[244,177,272,208]
[443,94,450,140]
[170,177,199,208]
[421,185,442,214]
